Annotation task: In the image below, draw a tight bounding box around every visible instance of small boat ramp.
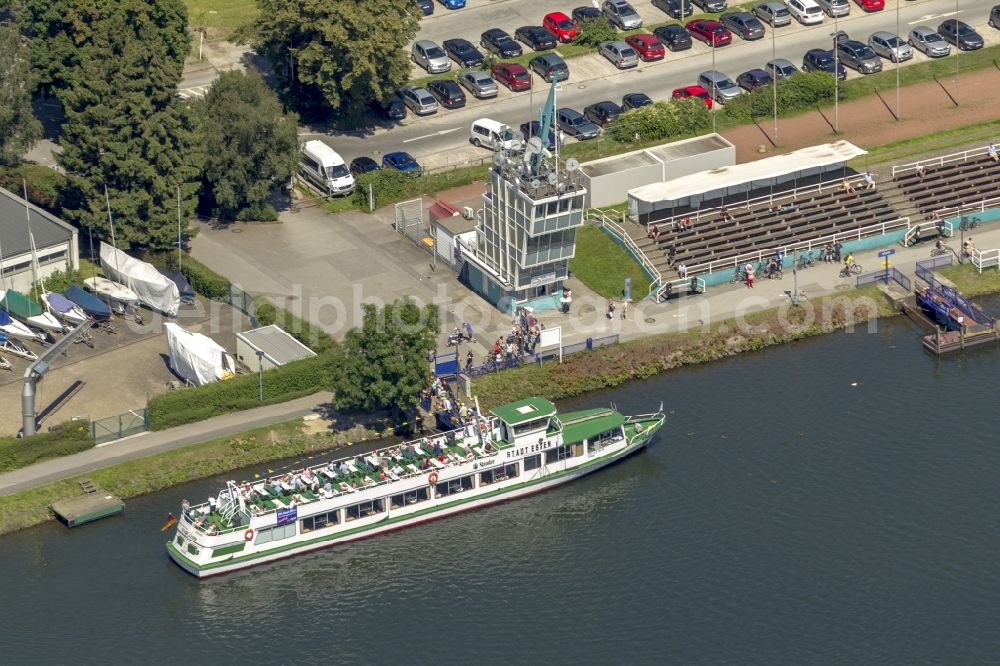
[51,479,124,528]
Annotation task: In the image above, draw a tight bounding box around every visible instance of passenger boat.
[167,397,666,578]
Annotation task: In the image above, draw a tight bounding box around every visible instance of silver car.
[765,58,799,80]
[908,26,951,58]
[753,2,792,26]
[697,70,742,104]
[602,0,643,29]
[599,41,639,69]
[411,40,451,74]
[397,86,439,115]
[815,0,849,18]
[458,69,498,99]
[868,31,912,63]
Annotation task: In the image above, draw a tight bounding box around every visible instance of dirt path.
[721,68,1000,163]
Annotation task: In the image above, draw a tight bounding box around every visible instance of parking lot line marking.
[402,127,460,143]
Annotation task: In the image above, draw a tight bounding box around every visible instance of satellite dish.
[547,172,558,185]
[492,153,504,167]
[565,158,580,172]
[530,179,541,190]
[525,136,544,155]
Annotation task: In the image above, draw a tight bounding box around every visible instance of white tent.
[164,322,236,386]
[100,242,180,316]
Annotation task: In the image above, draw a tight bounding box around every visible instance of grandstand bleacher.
[893,150,1000,217]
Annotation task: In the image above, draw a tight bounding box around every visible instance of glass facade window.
[301,509,341,533]
[390,488,430,509]
[545,445,573,464]
[436,474,475,497]
[254,523,296,545]
[524,454,542,471]
[346,499,384,521]
[480,463,520,486]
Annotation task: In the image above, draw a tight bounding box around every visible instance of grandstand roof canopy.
[629,141,866,203]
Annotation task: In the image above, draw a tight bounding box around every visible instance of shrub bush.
[236,203,279,222]
[0,420,94,472]
[573,18,619,48]
[606,98,711,144]
[353,168,420,210]
[148,353,338,430]
[723,72,836,122]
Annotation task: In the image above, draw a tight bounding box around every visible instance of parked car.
[765,58,799,80]
[854,0,883,11]
[491,62,532,91]
[458,69,498,98]
[753,2,792,26]
[529,53,569,82]
[625,34,666,61]
[543,12,579,42]
[867,31,912,62]
[520,121,557,149]
[622,92,654,110]
[831,29,850,45]
[584,101,623,126]
[382,151,421,175]
[416,0,434,16]
[652,0,693,19]
[481,28,523,58]
[440,0,465,7]
[397,86,439,115]
[991,5,1000,30]
[672,85,713,109]
[720,12,765,40]
[686,20,733,47]
[349,157,380,177]
[602,0,643,29]
[515,25,558,51]
[411,40,451,74]
[837,40,882,74]
[801,48,846,78]
[653,24,693,51]
[815,0,850,18]
[908,26,951,58]
[471,119,524,151]
[692,0,728,12]
[572,6,605,23]
[697,70,742,104]
[557,107,600,139]
[377,94,407,120]
[427,79,467,109]
[443,38,485,67]
[598,40,640,68]
[786,0,824,24]
[938,20,984,50]
[737,68,773,91]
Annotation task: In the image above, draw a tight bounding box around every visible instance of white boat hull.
[27,312,67,333]
[84,276,138,306]
[42,293,89,325]
[0,318,45,342]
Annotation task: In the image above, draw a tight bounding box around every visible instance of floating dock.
[51,479,124,527]
[922,325,1000,355]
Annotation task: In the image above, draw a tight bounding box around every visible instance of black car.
[378,94,407,120]
[736,68,772,91]
[416,0,434,16]
[991,4,1000,30]
[515,25,557,51]
[480,28,523,58]
[584,101,623,126]
[572,6,610,24]
[520,121,557,149]
[653,24,692,51]
[692,0,727,12]
[652,0,693,19]
[349,157,380,177]
[443,38,485,67]
[622,92,654,110]
[937,19,984,50]
[719,12,765,40]
[427,79,467,109]
[802,49,847,80]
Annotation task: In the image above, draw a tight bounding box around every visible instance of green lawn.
[570,225,653,299]
[936,263,1000,297]
[184,0,257,34]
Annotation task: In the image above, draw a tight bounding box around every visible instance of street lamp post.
[895,0,901,119]
[711,39,717,133]
[772,23,778,139]
[833,18,839,133]
[256,350,265,403]
[954,0,960,103]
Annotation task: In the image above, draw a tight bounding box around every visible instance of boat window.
[254,523,296,545]
[480,463,519,486]
[512,417,549,436]
[545,444,573,464]
[301,509,340,534]
[346,499,384,521]
[588,428,622,453]
[391,488,429,509]
[435,474,475,497]
[524,454,541,471]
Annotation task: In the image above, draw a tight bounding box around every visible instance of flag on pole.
[160,513,177,532]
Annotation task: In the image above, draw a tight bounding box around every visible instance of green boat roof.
[490,397,557,425]
[555,407,625,445]
[3,290,42,318]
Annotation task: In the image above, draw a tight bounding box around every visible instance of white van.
[298,140,355,196]
[786,0,824,24]
[470,119,524,152]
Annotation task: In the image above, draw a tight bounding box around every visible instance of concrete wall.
[582,163,663,209]
[4,246,74,294]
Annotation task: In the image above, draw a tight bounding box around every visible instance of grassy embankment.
[0,418,380,536]
[937,263,1000,296]
[570,225,653,299]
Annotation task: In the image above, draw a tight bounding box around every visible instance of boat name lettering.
[505,441,550,459]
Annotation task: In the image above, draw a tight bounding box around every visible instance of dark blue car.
[382,151,422,175]
[439,0,466,8]
[417,0,434,16]
[520,121,556,149]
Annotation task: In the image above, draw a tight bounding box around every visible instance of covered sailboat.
[64,285,112,320]
[100,242,179,316]
[0,309,46,343]
[43,291,89,325]
[157,268,196,305]
[164,322,236,386]
[84,275,139,309]
[3,289,66,333]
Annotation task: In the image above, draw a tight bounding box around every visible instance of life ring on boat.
[428,472,439,485]
[244,528,254,541]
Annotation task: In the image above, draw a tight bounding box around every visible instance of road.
[298,0,999,170]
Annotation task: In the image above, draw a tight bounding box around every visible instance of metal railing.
[892,268,911,292]
[856,269,890,287]
[655,276,706,302]
[686,217,911,277]
[91,408,149,444]
[460,334,619,377]
[902,220,954,246]
[933,195,1000,220]
[586,210,663,298]
[915,255,954,287]
[892,144,994,178]
[972,248,1000,273]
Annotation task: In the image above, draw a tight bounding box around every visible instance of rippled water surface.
[4,302,1000,664]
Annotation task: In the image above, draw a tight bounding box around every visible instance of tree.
[198,70,300,221]
[332,298,439,419]
[238,0,419,120]
[573,18,619,48]
[0,25,42,165]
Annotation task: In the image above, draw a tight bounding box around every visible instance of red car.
[685,20,732,47]
[855,0,884,10]
[625,34,666,61]
[543,11,578,43]
[491,63,532,91]
[672,85,713,109]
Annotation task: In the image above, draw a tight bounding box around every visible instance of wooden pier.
[51,479,124,528]
[922,325,1000,355]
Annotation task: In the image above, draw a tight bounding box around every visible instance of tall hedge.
[606,98,711,144]
[0,420,94,472]
[723,71,836,122]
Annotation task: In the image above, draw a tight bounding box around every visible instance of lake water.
[3,303,1000,664]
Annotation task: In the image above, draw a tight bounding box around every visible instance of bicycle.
[930,245,951,257]
[796,255,817,270]
[839,263,863,278]
[729,267,745,284]
[959,216,981,231]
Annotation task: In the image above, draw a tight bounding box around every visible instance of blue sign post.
[878,248,895,282]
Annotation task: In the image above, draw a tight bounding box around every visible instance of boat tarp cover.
[64,284,112,318]
[164,322,235,386]
[100,242,180,316]
[157,268,196,304]
[3,289,43,318]
[46,292,77,314]
[0,311,9,326]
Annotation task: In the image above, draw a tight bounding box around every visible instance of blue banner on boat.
[276,506,297,526]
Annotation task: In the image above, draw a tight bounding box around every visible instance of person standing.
[606,298,615,319]
[620,298,629,320]
[745,263,754,289]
